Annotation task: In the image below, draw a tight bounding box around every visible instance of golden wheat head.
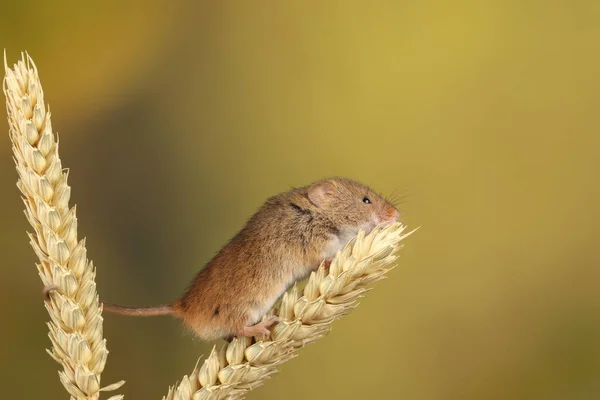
[3,52,124,400]
[164,222,416,400]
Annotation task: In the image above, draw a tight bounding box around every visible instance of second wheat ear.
[4,51,417,400]
[164,222,417,400]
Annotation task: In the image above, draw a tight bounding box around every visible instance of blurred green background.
[1,1,599,399]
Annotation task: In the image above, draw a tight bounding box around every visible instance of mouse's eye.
[362,196,371,204]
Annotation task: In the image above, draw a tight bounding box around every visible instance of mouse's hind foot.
[239,316,280,337]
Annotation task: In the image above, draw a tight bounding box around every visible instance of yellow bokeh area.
[1,1,599,399]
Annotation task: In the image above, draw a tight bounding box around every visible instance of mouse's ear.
[308,181,336,208]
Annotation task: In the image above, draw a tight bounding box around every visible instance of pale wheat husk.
[3,52,124,400]
[164,222,417,400]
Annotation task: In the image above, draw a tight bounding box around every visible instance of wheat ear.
[3,52,125,400]
[164,222,416,400]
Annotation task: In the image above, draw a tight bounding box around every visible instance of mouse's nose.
[383,206,400,222]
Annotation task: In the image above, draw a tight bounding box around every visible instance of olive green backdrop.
[1,1,599,399]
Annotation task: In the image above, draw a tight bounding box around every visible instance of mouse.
[44,177,400,341]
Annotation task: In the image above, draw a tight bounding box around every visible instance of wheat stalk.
[163,222,416,400]
[3,52,124,400]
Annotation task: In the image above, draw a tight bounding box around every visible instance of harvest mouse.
[45,178,400,341]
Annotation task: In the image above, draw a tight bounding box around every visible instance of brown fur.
[66,178,399,341]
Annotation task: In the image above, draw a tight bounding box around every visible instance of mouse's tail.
[43,284,177,317]
[101,302,176,317]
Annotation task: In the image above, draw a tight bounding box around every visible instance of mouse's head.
[308,178,400,233]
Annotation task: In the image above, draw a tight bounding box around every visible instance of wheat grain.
[3,52,124,400]
[163,222,416,400]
